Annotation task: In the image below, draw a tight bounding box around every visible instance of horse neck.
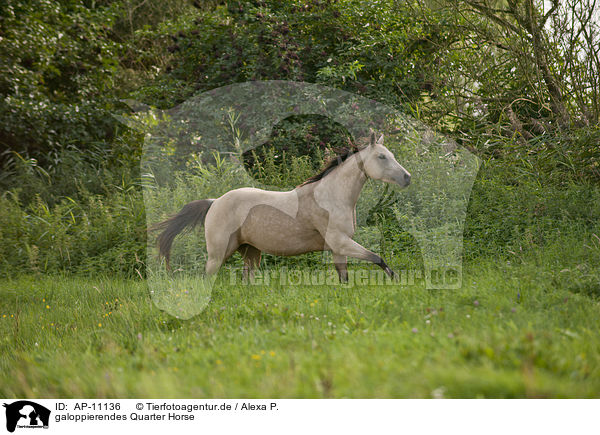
[320,152,368,207]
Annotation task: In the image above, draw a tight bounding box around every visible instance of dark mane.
[300,143,363,186]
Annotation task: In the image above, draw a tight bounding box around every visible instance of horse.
[150,131,411,282]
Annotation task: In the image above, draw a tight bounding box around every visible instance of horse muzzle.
[394,172,411,187]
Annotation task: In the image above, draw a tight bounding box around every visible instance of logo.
[123,81,480,319]
[3,401,50,432]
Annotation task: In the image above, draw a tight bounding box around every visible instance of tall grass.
[1,131,599,279]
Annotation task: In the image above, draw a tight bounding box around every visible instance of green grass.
[1,246,600,398]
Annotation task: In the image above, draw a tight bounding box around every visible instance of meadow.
[2,227,600,398]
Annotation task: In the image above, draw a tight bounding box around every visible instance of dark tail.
[148,199,214,269]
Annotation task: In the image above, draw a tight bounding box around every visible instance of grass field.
[2,243,600,398]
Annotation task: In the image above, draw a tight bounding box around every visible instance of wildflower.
[432,387,446,399]
[46,305,50,309]
[98,323,102,327]
[412,328,418,333]
[473,300,479,306]
[269,351,275,357]
[251,354,261,360]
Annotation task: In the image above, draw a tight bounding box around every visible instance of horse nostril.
[404,173,411,184]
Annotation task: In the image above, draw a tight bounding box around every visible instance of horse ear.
[377,134,384,144]
[369,130,377,147]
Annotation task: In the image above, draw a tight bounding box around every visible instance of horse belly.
[240,204,325,256]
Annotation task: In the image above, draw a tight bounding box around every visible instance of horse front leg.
[328,235,395,278]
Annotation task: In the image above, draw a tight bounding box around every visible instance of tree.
[415,0,600,138]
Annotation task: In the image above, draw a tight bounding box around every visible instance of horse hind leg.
[238,244,262,282]
[205,230,241,276]
[333,253,348,283]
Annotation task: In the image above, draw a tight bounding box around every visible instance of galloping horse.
[151,131,411,282]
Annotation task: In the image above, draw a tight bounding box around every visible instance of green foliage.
[464,161,600,260]
[244,147,316,188]
[0,0,124,161]
[134,0,448,109]
[130,0,599,183]
[2,136,599,280]
[242,115,350,187]
[0,0,598,280]
[0,189,145,277]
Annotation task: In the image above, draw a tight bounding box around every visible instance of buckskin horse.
[151,131,411,282]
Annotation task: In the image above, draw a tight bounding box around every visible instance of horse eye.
[378,154,386,160]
